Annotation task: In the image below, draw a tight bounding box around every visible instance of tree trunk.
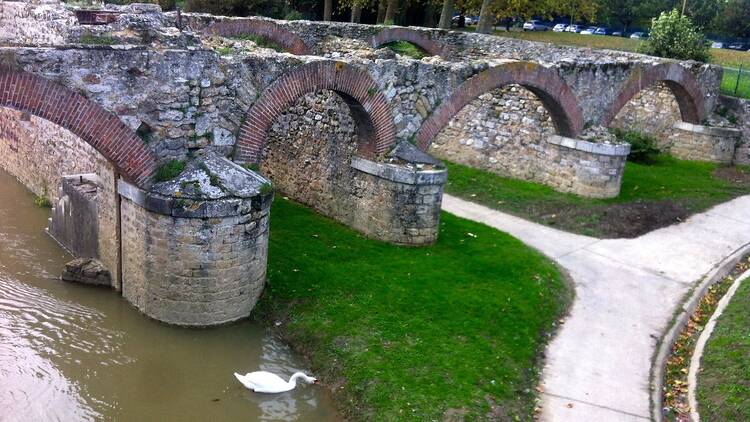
[323,0,333,21]
[476,0,494,34]
[377,0,386,24]
[438,0,453,29]
[384,0,398,24]
[424,1,436,27]
[351,5,362,23]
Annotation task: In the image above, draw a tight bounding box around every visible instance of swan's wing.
[234,372,261,390]
[245,371,289,390]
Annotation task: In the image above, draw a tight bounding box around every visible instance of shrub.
[153,159,186,182]
[614,129,661,164]
[639,10,709,62]
[284,10,303,21]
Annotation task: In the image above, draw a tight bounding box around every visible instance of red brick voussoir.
[0,70,157,187]
[602,62,706,127]
[235,61,397,163]
[415,61,585,151]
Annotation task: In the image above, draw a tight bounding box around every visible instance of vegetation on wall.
[639,9,709,62]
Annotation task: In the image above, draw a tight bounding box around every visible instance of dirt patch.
[713,166,750,188]
[528,200,690,239]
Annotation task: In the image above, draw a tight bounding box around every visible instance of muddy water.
[0,169,340,421]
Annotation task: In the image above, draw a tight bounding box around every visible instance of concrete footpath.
[441,194,750,421]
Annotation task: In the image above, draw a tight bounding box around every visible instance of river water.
[0,169,339,421]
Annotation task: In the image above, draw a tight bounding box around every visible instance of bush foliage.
[640,10,709,62]
[613,129,661,164]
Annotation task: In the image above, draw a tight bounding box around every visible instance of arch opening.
[235,61,396,164]
[205,19,311,55]
[609,81,682,144]
[415,62,584,152]
[369,27,446,58]
[428,85,557,181]
[602,63,705,128]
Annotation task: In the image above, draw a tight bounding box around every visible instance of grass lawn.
[443,157,750,238]
[383,40,428,59]
[254,197,571,420]
[494,30,750,99]
[697,275,750,421]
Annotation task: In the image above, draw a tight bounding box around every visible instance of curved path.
[442,194,750,421]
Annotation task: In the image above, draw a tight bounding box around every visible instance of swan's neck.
[288,372,305,386]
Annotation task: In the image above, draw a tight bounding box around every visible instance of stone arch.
[235,61,397,163]
[602,63,705,127]
[0,70,157,187]
[415,61,585,151]
[205,19,311,55]
[369,27,447,57]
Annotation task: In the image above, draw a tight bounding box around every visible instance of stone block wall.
[718,95,750,165]
[667,122,742,164]
[49,174,100,259]
[118,175,272,327]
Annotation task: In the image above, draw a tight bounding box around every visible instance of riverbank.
[255,197,572,420]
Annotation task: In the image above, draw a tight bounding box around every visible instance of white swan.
[234,371,318,393]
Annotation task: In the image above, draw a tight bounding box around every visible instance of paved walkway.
[442,194,750,421]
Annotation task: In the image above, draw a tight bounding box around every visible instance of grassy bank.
[697,273,750,421]
[255,198,571,420]
[444,157,750,238]
[494,30,750,98]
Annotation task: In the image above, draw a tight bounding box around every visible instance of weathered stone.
[62,258,112,287]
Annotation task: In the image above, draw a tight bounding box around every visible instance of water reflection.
[0,169,339,421]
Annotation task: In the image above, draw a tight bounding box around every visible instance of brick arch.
[369,28,447,57]
[205,19,311,55]
[235,61,397,163]
[0,70,157,187]
[602,63,705,127]
[415,62,585,151]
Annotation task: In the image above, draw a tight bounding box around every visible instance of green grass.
[153,159,186,182]
[697,276,750,421]
[496,31,750,99]
[721,68,750,99]
[443,157,750,237]
[255,198,571,420]
[383,40,428,59]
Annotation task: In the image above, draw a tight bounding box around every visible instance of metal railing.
[722,65,750,99]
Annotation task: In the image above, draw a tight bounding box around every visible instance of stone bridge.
[0,1,744,326]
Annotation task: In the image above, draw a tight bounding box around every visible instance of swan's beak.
[313,379,320,385]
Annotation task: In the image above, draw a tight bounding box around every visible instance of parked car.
[727,42,746,51]
[594,27,609,35]
[611,31,623,37]
[565,24,583,33]
[630,32,648,39]
[553,23,567,32]
[523,20,549,31]
[709,41,724,49]
[580,27,597,35]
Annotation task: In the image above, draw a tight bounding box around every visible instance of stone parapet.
[669,122,741,164]
[544,135,630,199]
[350,157,447,246]
[717,95,750,165]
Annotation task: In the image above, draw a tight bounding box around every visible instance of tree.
[324,0,333,20]
[602,0,641,32]
[552,0,599,25]
[384,0,398,24]
[686,0,722,31]
[350,4,362,22]
[377,0,387,23]
[476,0,494,33]
[640,9,709,62]
[719,0,750,38]
[438,0,454,29]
